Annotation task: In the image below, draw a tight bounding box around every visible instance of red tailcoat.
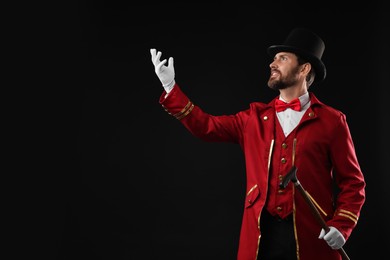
[159,84,365,260]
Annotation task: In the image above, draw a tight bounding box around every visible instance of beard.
[267,67,300,91]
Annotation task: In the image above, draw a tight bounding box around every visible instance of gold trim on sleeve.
[173,101,193,118]
[337,209,358,224]
[176,103,194,120]
[163,100,195,120]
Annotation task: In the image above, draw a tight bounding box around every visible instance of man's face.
[267,52,302,90]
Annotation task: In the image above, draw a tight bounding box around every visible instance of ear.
[300,63,312,81]
[301,63,312,74]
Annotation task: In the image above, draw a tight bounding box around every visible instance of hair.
[297,56,316,88]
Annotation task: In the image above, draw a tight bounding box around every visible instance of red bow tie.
[275,98,301,112]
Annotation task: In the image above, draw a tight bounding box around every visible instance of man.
[150,28,365,260]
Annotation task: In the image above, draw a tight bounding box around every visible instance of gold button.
[309,112,314,117]
[263,116,268,121]
[281,158,287,164]
[278,189,284,194]
[278,174,283,180]
[277,206,282,211]
[282,143,287,149]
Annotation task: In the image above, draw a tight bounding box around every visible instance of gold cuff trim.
[163,100,195,120]
[173,101,193,118]
[337,212,358,224]
[339,209,358,219]
[337,209,358,223]
[176,103,194,120]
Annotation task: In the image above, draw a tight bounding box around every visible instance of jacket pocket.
[245,184,260,208]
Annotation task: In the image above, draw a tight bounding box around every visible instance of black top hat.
[267,28,326,84]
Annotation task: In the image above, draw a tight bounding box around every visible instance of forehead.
[274,52,298,58]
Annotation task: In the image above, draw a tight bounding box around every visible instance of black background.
[35,2,389,260]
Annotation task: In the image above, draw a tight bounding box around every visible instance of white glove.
[318,226,346,249]
[150,48,175,93]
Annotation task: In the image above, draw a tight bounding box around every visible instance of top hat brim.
[267,45,326,84]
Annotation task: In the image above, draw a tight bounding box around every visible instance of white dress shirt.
[276,92,311,137]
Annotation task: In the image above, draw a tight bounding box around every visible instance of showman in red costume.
[150,28,365,260]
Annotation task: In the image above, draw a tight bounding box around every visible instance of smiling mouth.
[270,71,280,79]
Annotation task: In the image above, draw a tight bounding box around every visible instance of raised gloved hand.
[318,226,346,249]
[150,48,175,93]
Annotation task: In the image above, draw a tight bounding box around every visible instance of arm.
[150,48,249,144]
[319,113,366,249]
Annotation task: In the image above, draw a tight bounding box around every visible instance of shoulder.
[310,93,345,119]
[245,101,274,118]
[231,101,273,125]
[249,101,270,110]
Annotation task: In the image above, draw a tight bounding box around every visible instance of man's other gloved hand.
[150,48,175,93]
[318,226,346,249]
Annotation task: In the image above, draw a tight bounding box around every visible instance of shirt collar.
[279,92,310,107]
